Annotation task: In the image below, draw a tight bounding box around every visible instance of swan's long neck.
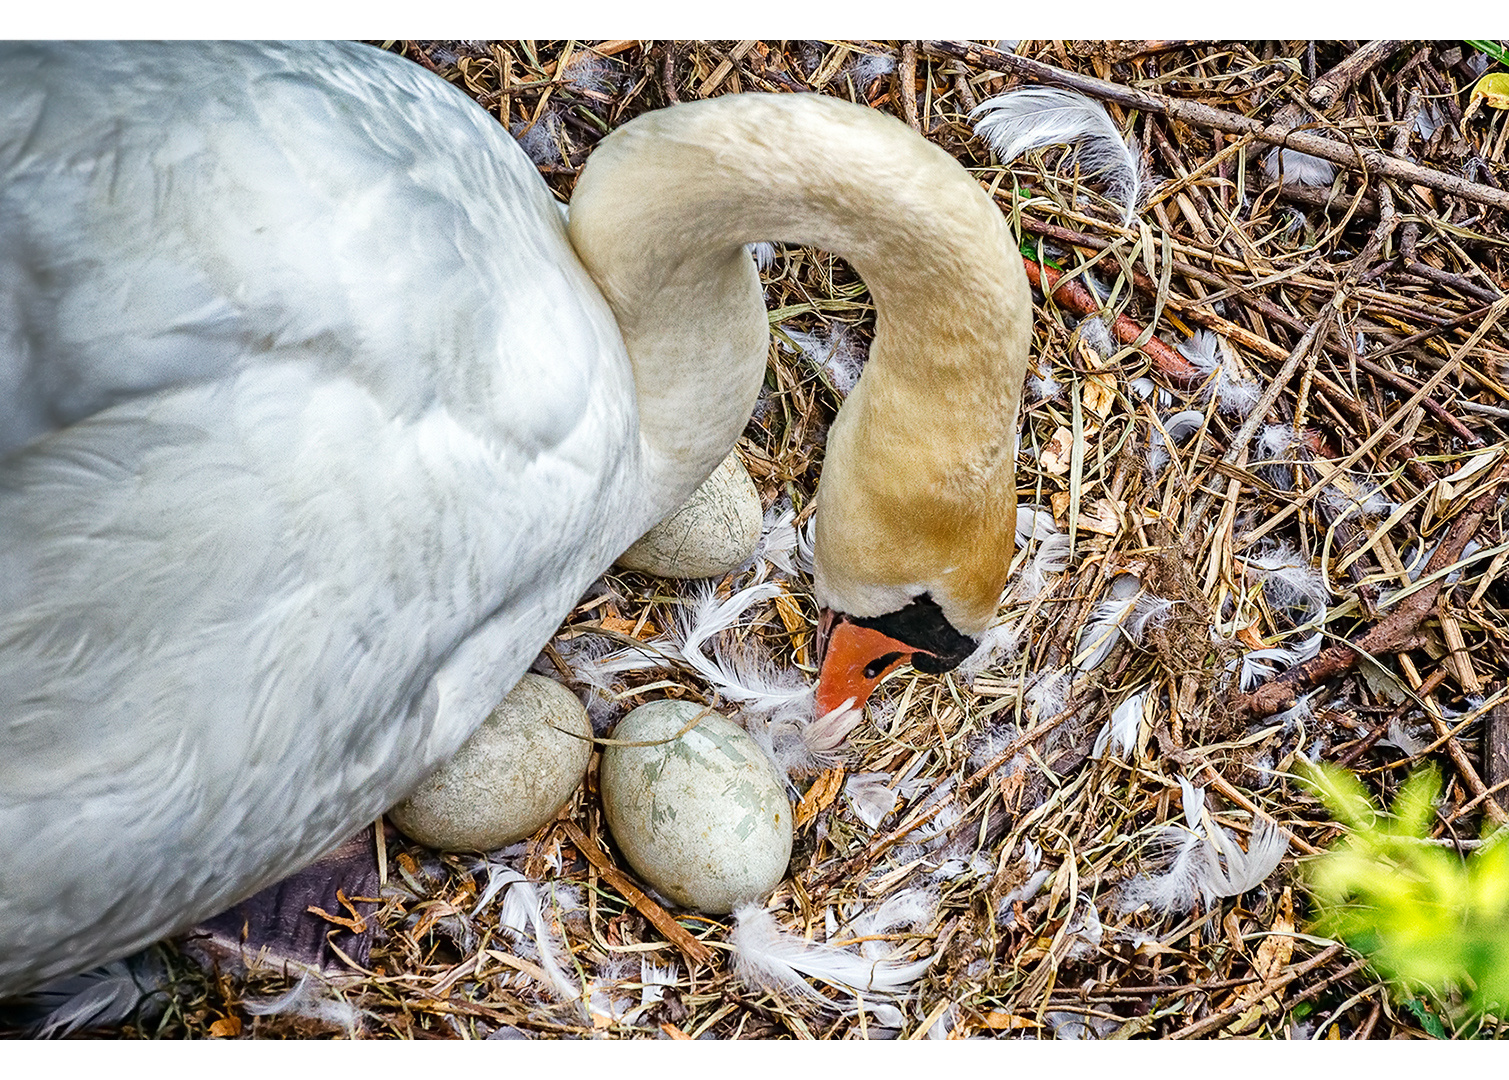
[567,94,1031,633]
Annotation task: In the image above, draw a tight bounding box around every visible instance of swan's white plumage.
[0,41,640,994]
[0,41,1033,995]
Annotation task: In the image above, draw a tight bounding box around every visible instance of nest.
[28,39,1509,1041]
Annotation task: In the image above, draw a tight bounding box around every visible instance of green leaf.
[1405,997,1447,1039]
[1466,40,1509,68]
[1390,766,1442,839]
[1298,760,1377,829]
[1303,764,1509,1020]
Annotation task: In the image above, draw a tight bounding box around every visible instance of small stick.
[1298,40,1405,113]
[923,41,1509,214]
[559,820,713,966]
[1017,212,1477,449]
[661,42,681,104]
[697,40,757,97]
[1394,87,1422,158]
[584,40,640,59]
[1401,260,1504,304]
[952,69,977,113]
[1233,460,1509,722]
[1277,183,1381,219]
[1021,258,1204,383]
[1422,697,1507,826]
[1167,945,1348,1040]
[1174,756,1321,856]
[1487,701,1509,794]
[898,42,920,131]
[1333,667,1449,768]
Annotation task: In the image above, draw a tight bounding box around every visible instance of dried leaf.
[1224,886,1296,1033]
[796,766,846,826]
[981,1010,1038,1030]
[1041,426,1074,475]
[1076,336,1117,417]
[1076,497,1123,536]
[599,614,641,635]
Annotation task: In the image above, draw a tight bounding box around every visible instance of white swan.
[0,40,1030,996]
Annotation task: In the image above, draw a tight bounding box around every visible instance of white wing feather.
[971,87,1147,224]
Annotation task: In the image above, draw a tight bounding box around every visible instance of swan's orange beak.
[814,610,913,717]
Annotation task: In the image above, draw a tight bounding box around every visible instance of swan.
[0,40,1030,996]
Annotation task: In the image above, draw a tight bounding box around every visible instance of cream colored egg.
[615,451,762,579]
[600,700,792,913]
[387,673,591,852]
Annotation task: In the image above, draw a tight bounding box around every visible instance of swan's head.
[812,595,979,717]
[804,207,1029,716]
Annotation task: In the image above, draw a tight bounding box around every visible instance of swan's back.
[1,41,607,447]
[0,41,640,993]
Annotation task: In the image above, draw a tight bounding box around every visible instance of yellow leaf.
[981,1010,1038,1030]
[1083,373,1115,418]
[771,588,807,636]
[795,766,845,826]
[209,1015,242,1038]
[1075,334,1117,417]
[1236,622,1267,651]
[772,588,810,664]
[1472,72,1509,110]
[598,614,640,635]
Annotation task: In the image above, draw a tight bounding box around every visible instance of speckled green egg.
[387,673,592,852]
[600,700,792,913]
[615,451,763,579]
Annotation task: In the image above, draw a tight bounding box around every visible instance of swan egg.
[387,674,591,852]
[599,700,792,913]
[616,451,763,579]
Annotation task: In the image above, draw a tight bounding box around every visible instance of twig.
[924,40,1509,214]
[1278,183,1381,219]
[559,820,714,966]
[1302,40,1405,111]
[1424,697,1508,826]
[661,42,681,104]
[1333,667,1450,768]
[1167,945,1347,1039]
[1016,211,1477,455]
[1022,258,1204,383]
[952,69,977,113]
[697,41,757,98]
[898,42,920,131]
[1234,459,1509,721]
[1016,213,1471,437]
[1402,260,1504,304]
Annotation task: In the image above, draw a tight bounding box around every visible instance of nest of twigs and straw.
[30,39,1509,1041]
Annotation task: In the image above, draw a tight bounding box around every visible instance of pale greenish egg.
[600,700,792,913]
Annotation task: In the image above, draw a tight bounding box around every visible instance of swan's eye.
[863,652,905,679]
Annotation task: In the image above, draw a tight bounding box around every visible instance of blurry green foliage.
[1301,762,1509,1020]
[1466,40,1509,68]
